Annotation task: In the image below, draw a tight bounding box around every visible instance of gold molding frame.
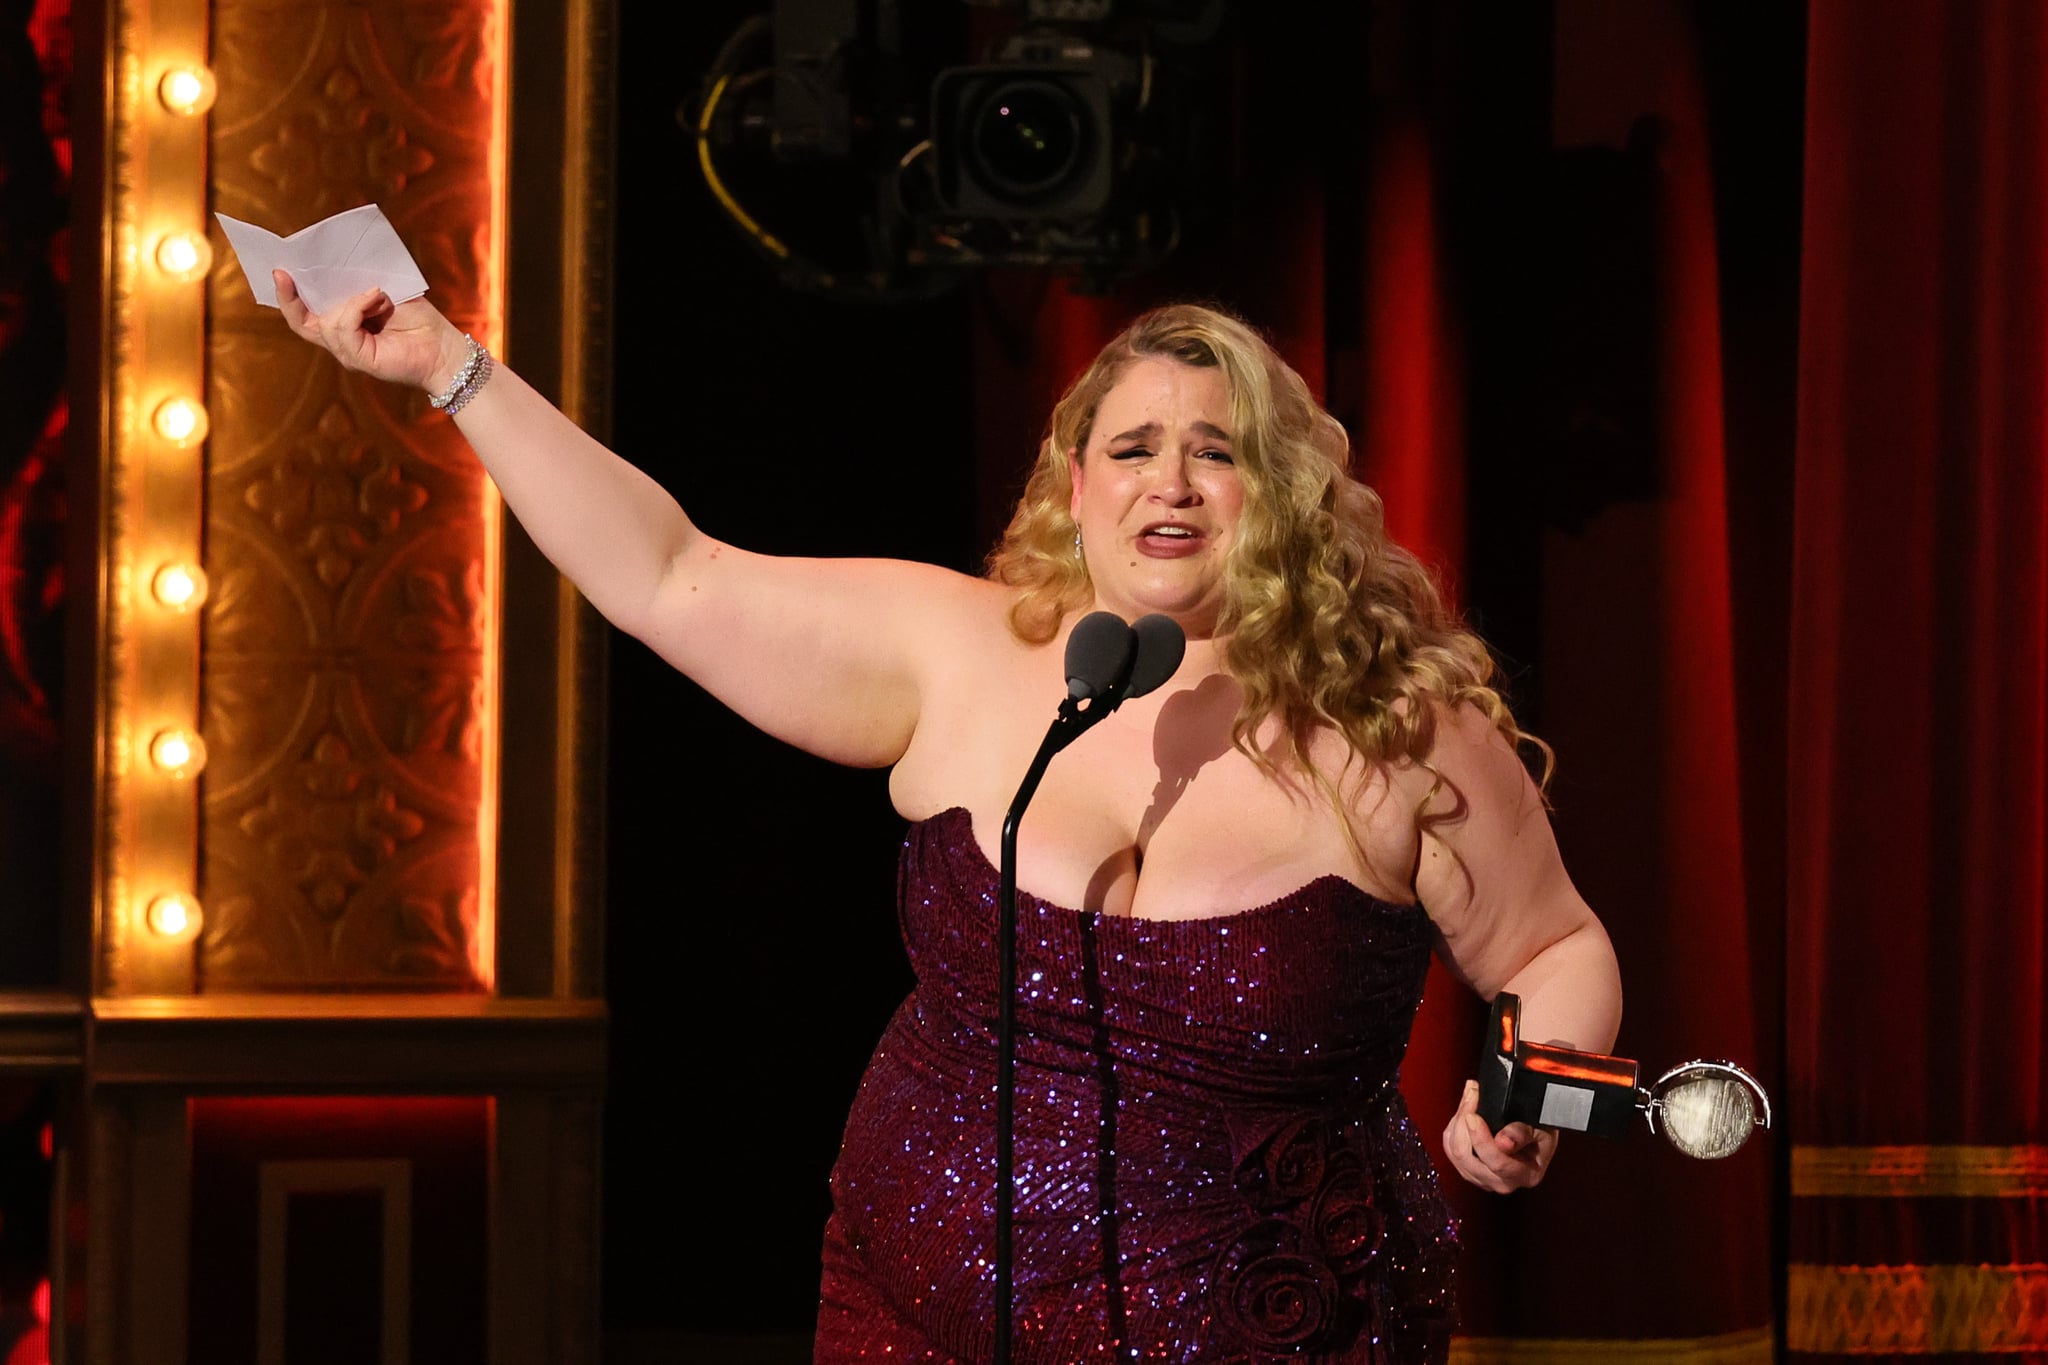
[1788,1264,2048,1354]
[256,1158,413,1365]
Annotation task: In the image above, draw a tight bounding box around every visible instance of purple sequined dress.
[817,808,1457,1363]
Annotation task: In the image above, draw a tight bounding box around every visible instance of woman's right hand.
[1443,1078,1558,1193]
[273,269,472,397]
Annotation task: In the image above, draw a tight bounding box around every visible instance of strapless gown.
[816,807,1457,1363]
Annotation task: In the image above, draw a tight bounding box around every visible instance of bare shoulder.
[875,555,1012,621]
[1291,701,1526,907]
[1410,697,1568,922]
[858,564,1061,712]
[895,566,1040,663]
[1378,699,1537,816]
[885,580,1074,814]
[803,556,1026,695]
[666,546,1011,655]
[635,547,1020,770]
[1353,699,1542,911]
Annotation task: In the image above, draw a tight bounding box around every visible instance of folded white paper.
[215,203,429,315]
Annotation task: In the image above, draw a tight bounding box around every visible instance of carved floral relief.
[202,0,500,989]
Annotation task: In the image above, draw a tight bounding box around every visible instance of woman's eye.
[1110,447,1151,461]
[1198,448,1235,464]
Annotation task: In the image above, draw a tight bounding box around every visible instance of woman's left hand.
[1442,1079,1558,1193]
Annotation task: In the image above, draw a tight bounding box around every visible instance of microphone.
[1125,613,1187,699]
[1065,610,1186,707]
[1066,610,1139,700]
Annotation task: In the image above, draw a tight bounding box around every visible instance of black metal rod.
[993,697,1099,1365]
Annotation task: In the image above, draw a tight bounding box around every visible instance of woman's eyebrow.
[1105,419,1234,444]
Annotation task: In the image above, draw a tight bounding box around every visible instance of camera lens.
[971,80,1085,198]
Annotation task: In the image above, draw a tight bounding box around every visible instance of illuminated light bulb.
[145,894,201,939]
[150,562,209,611]
[148,727,207,778]
[144,894,201,938]
[151,396,209,447]
[154,231,213,281]
[157,65,217,117]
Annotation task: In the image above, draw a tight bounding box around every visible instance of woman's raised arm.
[277,274,966,768]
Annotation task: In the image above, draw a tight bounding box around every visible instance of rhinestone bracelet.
[441,348,493,415]
[430,334,493,413]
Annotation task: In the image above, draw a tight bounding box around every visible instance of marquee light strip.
[102,0,213,993]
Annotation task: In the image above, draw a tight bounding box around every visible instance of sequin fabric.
[817,807,1458,1363]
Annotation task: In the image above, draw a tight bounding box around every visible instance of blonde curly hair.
[986,302,1547,809]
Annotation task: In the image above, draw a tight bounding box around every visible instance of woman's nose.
[1149,453,1199,503]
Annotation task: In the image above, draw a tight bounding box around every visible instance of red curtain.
[1356,113,1476,1336]
[1443,5,1775,1349]
[0,0,71,987]
[1788,1,2048,1355]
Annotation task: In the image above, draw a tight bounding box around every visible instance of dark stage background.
[601,0,1807,1352]
[601,0,968,1346]
[8,0,2044,1357]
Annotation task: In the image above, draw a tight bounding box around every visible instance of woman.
[277,277,1621,1363]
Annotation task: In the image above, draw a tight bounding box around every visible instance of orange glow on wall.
[475,0,510,991]
[194,1094,489,1134]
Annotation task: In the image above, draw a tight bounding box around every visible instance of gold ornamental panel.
[1791,1143,2048,1198]
[200,0,505,989]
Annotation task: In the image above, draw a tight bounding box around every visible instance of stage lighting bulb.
[151,562,209,611]
[155,232,213,281]
[152,396,208,447]
[157,66,217,117]
[145,894,201,938]
[148,727,207,778]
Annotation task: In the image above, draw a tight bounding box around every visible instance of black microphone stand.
[994,686,1124,1365]
[990,612,1181,1364]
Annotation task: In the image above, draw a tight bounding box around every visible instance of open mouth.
[1136,523,1204,555]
